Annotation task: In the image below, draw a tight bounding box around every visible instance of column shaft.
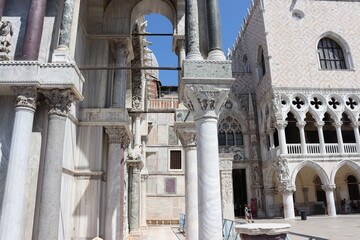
[112,43,127,108]
[281,192,295,219]
[185,146,199,240]
[269,131,275,149]
[316,123,326,153]
[22,0,47,60]
[0,103,36,240]
[206,0,225,60]
[185,0,202,59]
[58,0,75,48]
[196,118,223,240]
[263,190,275,217]
[140,175,148,228]
[0,0,6,18]
[297,123,307,154]
[129,166,141,233]
[325,190,336,216]
[37,114,67,240]
[334,123,344,153]
[105,142,122,240]
[276,125,288,154]
[134,114,141,146]
[352,124,360,153]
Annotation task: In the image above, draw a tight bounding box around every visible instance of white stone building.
[0,0,360,240]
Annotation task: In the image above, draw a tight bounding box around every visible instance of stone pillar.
[133,113,141,146]
[104,126,129,240]
[315,121,326,154]
[275,121,288,154]
[37,89,73,240]
[185,0,202,60]
[263,188,275,217]
[278,185,295,219]
[0,87,37,240]
[351,122,360,153]
[333,121,344,154]
[206,0,225,60]
[22,0,47,60]
[302,187,309,204]
[322,185,337,217]
[183,84,230,240]
[0,0,6,18]
[175,39,186,83]
[268,128,275,149]
[296,121,307,154]
[140,172,149,229]
[112,40,129,108]
[220,159,235,220]
[175,123,199,240]
[128,162,142,236]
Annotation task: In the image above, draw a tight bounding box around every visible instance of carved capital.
[333,121,343,128]
[141,174,149,182]
[351,121,360,128]
[127,145,143,162]
[314,121,325,128]
[275,120,288,129]
[219,159,233,171]
[11,86,37,110]
[296,121,306,128]
[174,123,196,147]
[40,88,74,117]
[175,39,186,54]
[183,84,230,119]
[105,126,130,147]
[267,128,275,135]
[263,187,276,195]
[278,184,296,194]
[322,184,336,192]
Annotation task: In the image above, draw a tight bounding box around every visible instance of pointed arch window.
[318,37,346,70]
[257,47,266,80]
[218,117,243,146]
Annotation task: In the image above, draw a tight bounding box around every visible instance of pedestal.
[235,223,291,240]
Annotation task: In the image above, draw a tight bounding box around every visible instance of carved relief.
[175,124,196,147]
[273,157,290,183]
[251,162,262,184]
[221,172,233,204]
[11,86,37,110]
[105,126,130,147]
[0,21,13,61]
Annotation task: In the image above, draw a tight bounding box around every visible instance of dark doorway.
[233,169,248,217]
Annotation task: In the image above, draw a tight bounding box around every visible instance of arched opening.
[304,113,319,143]
[317,37,346,70]
[341,113,355,143]
[323,112,337,143]
[285,112,300,144]
[257,46,266,81]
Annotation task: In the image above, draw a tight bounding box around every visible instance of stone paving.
[141,214,360,240]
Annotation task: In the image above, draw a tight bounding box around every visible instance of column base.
[207,49,226,60]
[187,51,203,60]
[128,230,142,240]
[52,47,73,63]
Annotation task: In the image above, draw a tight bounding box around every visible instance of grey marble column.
[175,123,199,240]
[176,39,186,84]
[0,0,6,18]
[104,126,129,240]
[140,172,148,229]
[37,89,73,240]
[58,0,75,49]
[206,0,225,60]
[112,40,129,108]
[185,0,202,60]
[0,87,37,240]
[128,162,141,234]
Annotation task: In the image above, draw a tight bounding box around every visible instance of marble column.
[0,0,6,18]
[134,114,141,146]
[176,39,186,84]
[140,172,148,229]
[185,0,202,59]
[296,121,307,154]
[112,40,129,108]
[128,162,142,235]
[268,128,275,149]
[37,89,73,240]
[322,185,337,217]
[22,0,47,60]
[0,87,37,240]
[278,185,295,219]
[104,126,129,240]
[333,121,344,154]
[315,121,326,153]
[276,121,288,154]
[220,160,235,220]
[58,0,75,49]
[175,123,199,240]
[183,84,230,240]
[263,188,275,217]
[351,122,360,153]
[206,0,225,60]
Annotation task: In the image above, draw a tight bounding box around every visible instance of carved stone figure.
[0,21,13,60]
[273,157,290,182]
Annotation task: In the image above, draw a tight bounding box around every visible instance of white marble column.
[112,40,129,108]
[185,0,202,60]
[276,121,288,154]
[296,121,307,154]
[351,122,360,153]
[263,188,275,217]
[315,121,326,153]
[278,185,295,219]
[176,39,186,84]
[140,172,148,229]
[322,184,337,217]
[134,113,141,146]
[268,128,275,149]
[220,160,235,220]
[0,87,37,240]
[37,89,73,240]
[128,163,142,235]
[334,121,344,154]
[175,123,198,240]
[104,126,129,240]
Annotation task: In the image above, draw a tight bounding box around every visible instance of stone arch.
[291,161,330,186]
[330,160,360,185]
[263,167,277,187]
[316,31,354,70]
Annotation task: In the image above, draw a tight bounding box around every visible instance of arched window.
[257,47,266,80]
[218,117,243,146]
[347,175,360,200]
[318,37,346,70]
[242,55,250,73]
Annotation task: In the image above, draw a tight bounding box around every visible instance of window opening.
[170,150,181,169]
[318,37,346,70]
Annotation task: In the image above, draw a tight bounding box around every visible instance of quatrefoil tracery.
[328,97,340,110]
[310,97,322,110]
[292,97,305,109]
[346,98,358,110]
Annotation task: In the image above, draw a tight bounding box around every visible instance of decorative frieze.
[0,20,13,61]
[40,88,74,117]
[11,86,37,110]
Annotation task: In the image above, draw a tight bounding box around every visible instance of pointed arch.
[291,161,330,186]
[330,160,360,185]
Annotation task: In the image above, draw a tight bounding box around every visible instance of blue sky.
[145,0,252,86]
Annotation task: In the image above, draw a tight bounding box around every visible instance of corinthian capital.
[105,126,131,147]
[174,122,196,147]
[183,84,230,119]
[11,86,37,110]
[322,184,336,192]
[40,88,74,117]
[278,184,296,194]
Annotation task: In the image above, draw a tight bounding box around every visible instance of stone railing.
[148,99,179,109]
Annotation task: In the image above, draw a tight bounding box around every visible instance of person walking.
[244,204,254,223]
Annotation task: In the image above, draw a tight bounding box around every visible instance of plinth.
[235,223,291,240]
